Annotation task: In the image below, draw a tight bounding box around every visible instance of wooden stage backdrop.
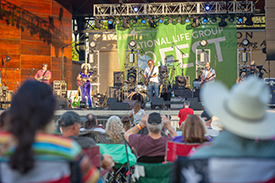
[0,0,72,92]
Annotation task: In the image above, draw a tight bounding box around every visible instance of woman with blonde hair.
[172,115,212,143]
[105,116,125,144]
[129,101,145,125]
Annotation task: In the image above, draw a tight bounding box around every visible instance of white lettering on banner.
[161,38,166,45]
[173,36,179,43]
[147,40,154,47]
[192,28,223,39]
[175,44,192,68]
[159,47,173,65]
[154,39,160,46]
[144,51,157,63]
[185,33,190,40]
[139,42,144,49]
[166,37,171,44]
[192,37,226,62]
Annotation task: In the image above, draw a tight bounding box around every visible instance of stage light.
[191,16,200,28]
[177,17,182,23]
[228,16,235,23]
[149,18,157,28]
[239,3,246,10]
[158,17,163,23]
[245,16,253,26]
[132,18,137,24]
[199,39,208,47]
[108,18,114,29]
[133,7,139,12]
[202,16,208,23]
[5,55,11,62]
[90,41,97,48]
[211,16,217,23]
[205,4,211,11]
[115,19,120,24]
[184,17,190,23]
[129,40,137,49]
[95,18,102,28]
[122,18,130,28]
[141,19,146,24]
[242,38,250,47]
[238,17,243,23]
[168,17,173,23]
[144,101,151,109]
[218,16,227,27]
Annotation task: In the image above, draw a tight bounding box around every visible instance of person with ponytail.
[129,101,145,125]
[0,80,99,183]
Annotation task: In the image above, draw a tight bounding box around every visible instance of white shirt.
[80,127,105,133]
[130,109,145,125]
[144,66,159,83]
[202,68,216,81]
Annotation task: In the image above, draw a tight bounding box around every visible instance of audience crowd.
[0,76,274,182]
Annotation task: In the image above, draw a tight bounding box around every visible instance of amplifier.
[170,98,184,109]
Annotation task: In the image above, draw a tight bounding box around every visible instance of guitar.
[72,87,81,108]
[201,71,215,85]
[144,72,157,85]
[77,74,100,87]
[37,70,50,82]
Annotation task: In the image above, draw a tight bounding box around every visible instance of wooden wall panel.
[52,1,72,18]
[0,40,21,55]
[21,40,51,55]
[21,69,36,82]
[52,57,62,70]
[21,0,51,15]
[21,55,51,69]
[0,54,20,69]
[2,69,21,91]
[0,23,21,40]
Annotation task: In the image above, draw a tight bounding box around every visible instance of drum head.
[130,92,147,103]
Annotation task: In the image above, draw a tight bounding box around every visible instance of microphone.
[32,68,35,70]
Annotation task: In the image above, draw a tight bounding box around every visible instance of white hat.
[201,76,275,139]
[81,63,91,70]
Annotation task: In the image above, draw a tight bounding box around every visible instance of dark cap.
[59,111,80,127]
[148,112,162,125]
[201,110,212,121]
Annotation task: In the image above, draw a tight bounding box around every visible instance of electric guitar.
[201,71,215,85]
[77,74,100,87]
[72,87,81,108]
[37,70,50,82]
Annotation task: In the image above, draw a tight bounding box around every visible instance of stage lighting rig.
[205,4,211,11]
[177,17,182,23]
[211,16,217,23]
[95,18,102,28]
[168,17,173,23]
[245,15,253,26]
[228,16,235,23]
[191,16,200,28]
[242,38,250,47]
[90,41,97,49]
[132,18,138,24]
[199,39,208,47]
[122,18,130,28]
[158,17,164,23]
[149,18,157,28]
[129,40,137,49]
[133,7,139,12]
[202,16,208,23]
[141,18,146,24]
[218,16,227,27]
[108,18,114,29]
[184,17,190,23]
[238,16,243,23]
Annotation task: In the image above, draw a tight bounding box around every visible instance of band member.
[144,59,159,102]
[34,63,51,85]
[77,63,93,108]
[201,62,216,86]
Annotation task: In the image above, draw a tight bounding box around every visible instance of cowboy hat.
[201,76,275,139]
[81,63,91,70]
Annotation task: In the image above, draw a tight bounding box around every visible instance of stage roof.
[56,0,265,17]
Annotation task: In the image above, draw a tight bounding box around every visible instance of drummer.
[144,59,160,102]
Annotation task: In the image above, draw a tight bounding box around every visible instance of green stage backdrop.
[116,19,237,88]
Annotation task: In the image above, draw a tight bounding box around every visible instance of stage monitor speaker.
[107,98,117,106]
[187,97,203,110]
[109,102,129,110]
[152,98,164,109]
[114,72,124,87]
[56,97,67,109]
[192,89,201,102]
[122,99,137,109]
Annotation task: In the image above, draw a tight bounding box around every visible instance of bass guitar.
[77,74,100,87]
[201,71,215,86]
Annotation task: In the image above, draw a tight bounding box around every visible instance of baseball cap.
[148,112,162,125]
[59,111,80,127]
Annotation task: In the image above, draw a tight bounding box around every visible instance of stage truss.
[93,1,254,17]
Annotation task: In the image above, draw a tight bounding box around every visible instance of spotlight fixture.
[149,18,157,28]
[158,17,164,23]
[202,16,208,23]
[133,7,139,12]
[108,18,114,29]
[199,39,208,47]
[211,16,217,23]
[218,16,227,27]
[245,15,253,26]
[242,38,250,47]
[95,18,102,28]
[5,55,11,62]
[239,3,246,10]
[184,17,190,23]
[177,17,182,23]
[238,16,243,23]
[191,16,200,28]
[122,18,130,28]
[129,40,137,49]
[205,4,211,11]
[168,17,173,23]
[228,16,235,23]
[115,19,120,24]
[141,19,146,24]
[90,41,97,48]
[132,18,138,24]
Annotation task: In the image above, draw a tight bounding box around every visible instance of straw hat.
[81,63,91,70]
[201,76,275,139]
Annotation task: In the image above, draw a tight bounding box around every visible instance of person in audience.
[129,101,145,125]
[104,116,125,144]
[0,80,99,182]
[178,100,194,128]
[80,113,105,133]
[0,110,9,131]
[192,77,275,158]
[121,116,131,132]
[59,111,113,169]
[210,116,223,132]
[200,110,212,127]
[124,112,178,157]
[172,115,212,143]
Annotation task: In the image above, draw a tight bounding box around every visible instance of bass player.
[76,63,93,108]
[34,63,52,85]
[144,59,159,102]
[201,62,216,86]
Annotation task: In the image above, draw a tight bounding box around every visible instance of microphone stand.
[27,68,35,80]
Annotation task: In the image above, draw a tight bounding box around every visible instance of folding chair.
[173,157,275,183]
[97,133,124,144]
[97,133,136,183]
[166,141,206,162]
[79,130,101,143]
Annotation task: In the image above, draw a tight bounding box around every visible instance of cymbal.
[124,80,131,84]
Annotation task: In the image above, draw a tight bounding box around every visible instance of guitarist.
[76,63,93,108]
[34,63,51,85]
[201,62,216,87]
[144,59,159,102]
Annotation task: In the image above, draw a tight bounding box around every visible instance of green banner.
[116,19,237,88]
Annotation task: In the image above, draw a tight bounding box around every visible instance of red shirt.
[35,70,51,85]
[178,107,194,127]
